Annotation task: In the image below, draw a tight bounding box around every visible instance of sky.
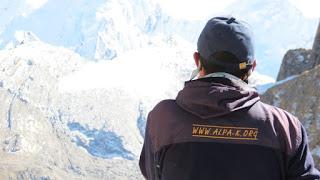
[153,0,320,20]
[26,0,47,10]
[289,0,320,18]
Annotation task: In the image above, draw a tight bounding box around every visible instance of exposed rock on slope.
[311,21,320,66]
[277,21,320,81]
[262,65,320,168]
[276,48,312,81]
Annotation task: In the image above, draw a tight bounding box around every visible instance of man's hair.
[199,51,251,79]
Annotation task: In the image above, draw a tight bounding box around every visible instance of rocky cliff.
[263,20,320,169]
[277,21,320,81]
[276,48,313,81]
[262,62,320,168]
[311,22,320,66]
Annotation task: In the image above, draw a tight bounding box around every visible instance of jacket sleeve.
[139,115,156,180]
[287,125,320,180]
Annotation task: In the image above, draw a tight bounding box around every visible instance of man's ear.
[252,60,257,72]
[193,52,201,68]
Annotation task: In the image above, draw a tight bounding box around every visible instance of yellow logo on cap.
[239,62,247,70]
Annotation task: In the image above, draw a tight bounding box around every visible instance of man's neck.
[201,72,250,86]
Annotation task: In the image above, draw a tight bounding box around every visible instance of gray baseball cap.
[197,16,254,71]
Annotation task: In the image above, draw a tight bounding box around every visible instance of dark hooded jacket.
[139,77,320,180]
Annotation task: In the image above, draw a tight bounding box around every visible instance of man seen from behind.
[139,16,320,180]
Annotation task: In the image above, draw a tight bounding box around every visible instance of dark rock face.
[262,65,320,169]
[311,22,320,67]
[276,48,313,81]
[277,21,320,81]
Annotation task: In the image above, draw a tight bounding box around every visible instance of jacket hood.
[176,77,260,119]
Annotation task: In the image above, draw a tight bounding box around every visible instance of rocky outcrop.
[311,21,320,67]
[276,48,313,81]
[277,20,320,81]
[262,65,320,168]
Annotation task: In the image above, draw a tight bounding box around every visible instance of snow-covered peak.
[3,31,39,49]
[0,0,164,60]
[14,30,39,42]
[1,0,318,78]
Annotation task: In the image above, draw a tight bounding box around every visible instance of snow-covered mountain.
[0,37,145,179]
[1,0,319,77]
[0,0,319,179]
[0,0,201,61]
[1,0,157,59]
[0,29,274,179]
[0,29,198,178]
